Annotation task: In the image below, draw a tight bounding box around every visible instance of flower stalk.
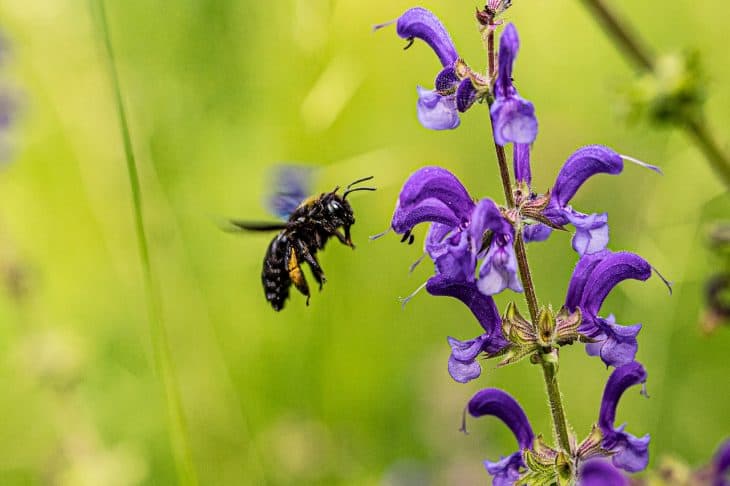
[579,0,730,187]
[485,22,572,454]
[95,1,198,484]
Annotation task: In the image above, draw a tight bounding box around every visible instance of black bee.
[227,167,375,311]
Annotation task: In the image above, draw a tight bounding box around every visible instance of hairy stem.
[579,0,730,188]
[95,1,198,484]
[540,357,572,451]
[486,26,572,453]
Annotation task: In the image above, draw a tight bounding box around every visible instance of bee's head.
[325,194,356,227]
[329,176,375,246]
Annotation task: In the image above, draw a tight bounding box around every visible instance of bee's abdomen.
[262,232,291,311]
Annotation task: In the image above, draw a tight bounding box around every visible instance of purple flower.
[579,459,628,486]
[467,388,534,485]
[523,145,660,255]
[709,439,730,486]
[490,24,538,146]
[431,278,507,382]
[565,250,652,368]
[598,362,650,473]
[390,167,518,381]
[379,8,478,130]
[391,167,521,299]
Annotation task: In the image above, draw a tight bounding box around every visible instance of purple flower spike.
[566,251,652,368]
[598,362,650,473]
[396,7,458,67]
[468,388,534,485]
[579,459,629,486]
[490,24,538,146]
[391,166,474,234]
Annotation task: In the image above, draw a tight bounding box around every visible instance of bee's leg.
[295,240,326,290]
[286,243,310,305]
[331,228,354,248]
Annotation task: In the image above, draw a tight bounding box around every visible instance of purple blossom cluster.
[380,6,671,484]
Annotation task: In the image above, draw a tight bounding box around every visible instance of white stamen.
[620,154,663,175]
[372,19,396,32]
[369,227,392,240]
[409,253,427,274]
[398,280,428,308]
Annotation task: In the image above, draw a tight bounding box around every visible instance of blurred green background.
[0,0,728,484]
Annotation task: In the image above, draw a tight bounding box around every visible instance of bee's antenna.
[345,175,375,190]
[343,186,376,199]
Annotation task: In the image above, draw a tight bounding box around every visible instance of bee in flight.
[227,167,375,311]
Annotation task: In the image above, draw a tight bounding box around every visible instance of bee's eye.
[328,201,341,212]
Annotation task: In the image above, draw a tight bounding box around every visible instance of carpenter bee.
[227,167,375,311]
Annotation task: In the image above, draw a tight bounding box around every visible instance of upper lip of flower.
[564,249,652,368]
[598,362,650,473]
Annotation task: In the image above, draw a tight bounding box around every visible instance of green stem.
[486,25,572,453]
[95,2,198,484]
[685,117,730,187]
[579,0,730,188]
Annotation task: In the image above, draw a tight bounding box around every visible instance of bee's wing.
[266,165,315,219]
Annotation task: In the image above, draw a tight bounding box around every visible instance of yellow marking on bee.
[296,195,319,210]
[288,251,305,287]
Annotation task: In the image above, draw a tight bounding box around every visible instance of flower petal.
[396,7,458,67]
[485,453,524,486]
[426,276,508,352]
[565,250,610,311]
[581,252,652,317]
[391,166,474,234]
[579,459,629,486]
[598,362,650,473]
[416,87,460,130]
[581,316,642,368]
[490,95,538,146]
[427,229,475,282]
[552,145,623,207]
[495,23,519,98]
[456,78,477,112]
[478,242,523,295]
[564,209,609,256]
[448,352,483,383]
[468,198,509,245]
[513,143,532,185]
[435,67,459,91]
[468,388,534,450]
[523,223,552,243]
[712,439,730,484]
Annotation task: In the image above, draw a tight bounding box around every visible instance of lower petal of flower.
[604,425,650,473]
[490,95,538,146]
[484,453,524,486]
[564,209,609,256]
[523,223,552,243]
[417,86,460,130]
[579,459,629,486]
[447,352,483,383]
[478,244,523,296]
